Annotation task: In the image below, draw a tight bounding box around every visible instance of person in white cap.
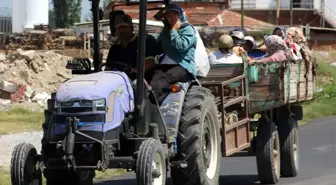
[243,36,255,53]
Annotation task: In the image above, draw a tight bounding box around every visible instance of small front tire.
[11,143,42,185]
[136,138,167,185]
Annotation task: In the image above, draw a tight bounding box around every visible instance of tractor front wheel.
[136,138,167,185]
[11,143,42,185]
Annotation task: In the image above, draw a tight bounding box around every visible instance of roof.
[207,10,274,27]
[125,10,273,27]
[114,5,273,27]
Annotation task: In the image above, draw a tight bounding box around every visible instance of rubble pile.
[0,49,73,108]
[0,29,84,51]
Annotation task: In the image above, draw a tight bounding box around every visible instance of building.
[0,7,12,33]
[108,1,274,29]
[230,0,336,28]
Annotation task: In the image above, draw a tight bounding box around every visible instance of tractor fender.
[159,80,200,140]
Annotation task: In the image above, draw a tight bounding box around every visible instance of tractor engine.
[42,71,134,169]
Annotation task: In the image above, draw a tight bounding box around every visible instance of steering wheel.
[101,62,134,73]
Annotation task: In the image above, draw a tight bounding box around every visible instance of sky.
[0,0,92,22]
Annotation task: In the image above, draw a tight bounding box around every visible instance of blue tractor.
[10,0,221,185]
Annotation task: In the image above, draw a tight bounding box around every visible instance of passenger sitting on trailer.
[243,36,255,53]
[105,14,161,82]
[229,29,246,57]
[208,35,243,64]
[150,4,197,105]
[259,26,286,51]
[249,35,294,65]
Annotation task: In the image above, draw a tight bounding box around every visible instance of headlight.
[93,99,106,107]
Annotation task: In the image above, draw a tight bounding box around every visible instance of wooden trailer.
[199,53,316,184]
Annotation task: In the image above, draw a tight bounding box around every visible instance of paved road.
[95,116,336,185]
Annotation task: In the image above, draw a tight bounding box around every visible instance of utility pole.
[276,0,280,25]
[290,0,293,26]
[320,0,325,27]
[241,0,244,29]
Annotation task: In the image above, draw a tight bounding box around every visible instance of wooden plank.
[289,82,298,102]
[204,66,244,82]
[249,85,283,101]
[252,73,280,85]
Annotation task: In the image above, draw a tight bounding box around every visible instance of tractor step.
[170,160,188,169]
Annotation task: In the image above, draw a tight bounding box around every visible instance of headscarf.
[286,27,312,61]
[218,35,234,52]
[286,27,307,44]
[264,35,289,55]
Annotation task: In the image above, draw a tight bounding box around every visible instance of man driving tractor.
[106,4,197,105]
[105,13,160,82]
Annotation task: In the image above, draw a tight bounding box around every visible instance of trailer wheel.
[171,86,221,185]
[11,143,42,185]
[256,117,280,184]
[277,115,299,177]
[136,138,166,185]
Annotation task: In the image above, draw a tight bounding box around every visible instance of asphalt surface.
[95,116,336,185]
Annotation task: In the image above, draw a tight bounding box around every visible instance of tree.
[103,0,114,8]
[85,0,114,22]
[52,0,82,28]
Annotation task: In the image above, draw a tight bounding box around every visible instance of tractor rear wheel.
[171,86,221,185]
[11,143,42,185]
[256,117,281,184]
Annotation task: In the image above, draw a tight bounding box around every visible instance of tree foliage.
[52,0,82,28]
[84,0,114,22]
[103,0,114,8]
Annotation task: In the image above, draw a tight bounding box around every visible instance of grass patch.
[0,168,10,185]
[0,167,126,185]
[299,50,336,124]
[0,107,44,135]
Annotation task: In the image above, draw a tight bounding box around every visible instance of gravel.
[0,131,43,168]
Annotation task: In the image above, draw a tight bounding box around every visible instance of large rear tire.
[11,143,42,185]
[136,138,166,185]
[171,86,221,185]
[256,117,280,184]
[277,112,299,177]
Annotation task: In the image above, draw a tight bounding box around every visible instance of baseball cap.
[244,36,255,48]
[230,30,245,40]
[165,4,183,15]
[114,14,133,28]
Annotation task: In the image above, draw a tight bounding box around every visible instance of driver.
[105,14,161,81]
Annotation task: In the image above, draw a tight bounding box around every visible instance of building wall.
[231,0,314,9]
[239,10,332,27]
[12,0,27,33]
[0,16,12,33]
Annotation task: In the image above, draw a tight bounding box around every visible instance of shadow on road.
[95,174,260,185]
[219,175,260,185]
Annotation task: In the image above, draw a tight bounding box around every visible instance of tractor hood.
[56,71,134,103]
[54,71,134,133]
